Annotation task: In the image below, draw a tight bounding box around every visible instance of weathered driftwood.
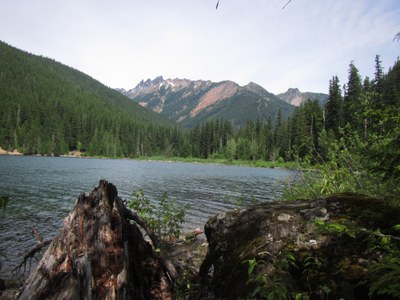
[18,180,173,300]
[13,239,51,277]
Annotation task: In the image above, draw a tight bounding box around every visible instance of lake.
[0,155,295,278]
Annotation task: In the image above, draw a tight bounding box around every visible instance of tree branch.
[122,205,178,281]
[282,0,293,10]
[123,207,161,249]
[13,239,52,276]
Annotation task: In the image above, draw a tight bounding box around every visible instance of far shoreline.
[0,148,301,170]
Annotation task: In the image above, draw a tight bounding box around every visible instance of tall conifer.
[325,76,343,136]
[344,62,363,131]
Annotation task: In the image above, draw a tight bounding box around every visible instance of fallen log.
[18,180,173,300]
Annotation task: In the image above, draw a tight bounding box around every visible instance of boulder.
[199,193,400,299]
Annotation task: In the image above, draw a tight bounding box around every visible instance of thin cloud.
[0,0,398,94]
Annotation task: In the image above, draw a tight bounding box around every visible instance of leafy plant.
[359,223,400,298]
[127,190,187,241]
[367,254,400,298]
[243,258,287,300]
[174,259,193,300]
[284,127,375,201]
[314,219,357,238]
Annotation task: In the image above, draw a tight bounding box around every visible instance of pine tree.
[373,54,384,104]
[264,117,274,161]
[270,110,285,161]
[190,124,201,157]
[382,59,400,106]
[325,76,343,137]
[344,62,363,131]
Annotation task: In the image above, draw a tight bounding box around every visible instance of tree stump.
[18,180,172,300]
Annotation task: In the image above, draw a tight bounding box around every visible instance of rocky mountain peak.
[287,87,301,94]
[278,88,328,107]
[133,76,164,91]
[244,81,270,95]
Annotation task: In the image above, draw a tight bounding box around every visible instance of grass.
[135,156,301,169]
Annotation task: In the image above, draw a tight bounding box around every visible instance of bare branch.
[216,0,220,10]
[394,32,400,42]
[282,0,293,10]
[13,240,52,276]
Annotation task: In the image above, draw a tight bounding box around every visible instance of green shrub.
[127,190,187,241]
[243,258,287,300]
[367,252,400,298]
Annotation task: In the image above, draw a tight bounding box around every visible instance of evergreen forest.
[0,41,175,157]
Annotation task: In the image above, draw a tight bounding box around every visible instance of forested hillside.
[0,41,177,157]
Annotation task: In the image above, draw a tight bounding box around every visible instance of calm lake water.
[0,155,294,278]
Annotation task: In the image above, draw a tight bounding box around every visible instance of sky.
[0,0,399,94]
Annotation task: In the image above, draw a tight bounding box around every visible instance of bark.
[18,180,173,300]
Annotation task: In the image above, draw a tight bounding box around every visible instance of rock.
[18,180,173,300]
[193,228,204,235]
[277,212,292,221]
[162,235,208,299]
[199,193,400,299]
[0,278,5,292]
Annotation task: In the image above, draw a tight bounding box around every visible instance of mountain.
[120,77,295,128]
[277,88,328,107]
[0,41,173,157]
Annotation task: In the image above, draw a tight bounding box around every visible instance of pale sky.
[0,0,399,94]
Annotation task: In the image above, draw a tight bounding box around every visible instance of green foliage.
[243,258,287,300]
[127,190,187,240]
[283,121,398,203]
[284,146,363,200]
[284,57,400,207]
[364,229,400,299]
[367,256,400,299]
[243,253,334,300]
[174,256,194,300]
[314,219,357,238]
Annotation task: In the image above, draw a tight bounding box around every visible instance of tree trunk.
[18,180,173,300]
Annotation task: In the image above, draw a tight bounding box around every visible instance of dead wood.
[13,239,51,277]
[18,179,174,300]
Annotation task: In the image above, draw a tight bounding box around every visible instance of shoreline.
[0,148,303,170]
[0,147,22,156]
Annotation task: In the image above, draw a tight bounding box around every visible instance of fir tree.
[325,76,343,137]
[344,62,363,131]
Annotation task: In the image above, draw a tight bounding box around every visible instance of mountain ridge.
[277,87,328,106]
[120,77,300,128]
